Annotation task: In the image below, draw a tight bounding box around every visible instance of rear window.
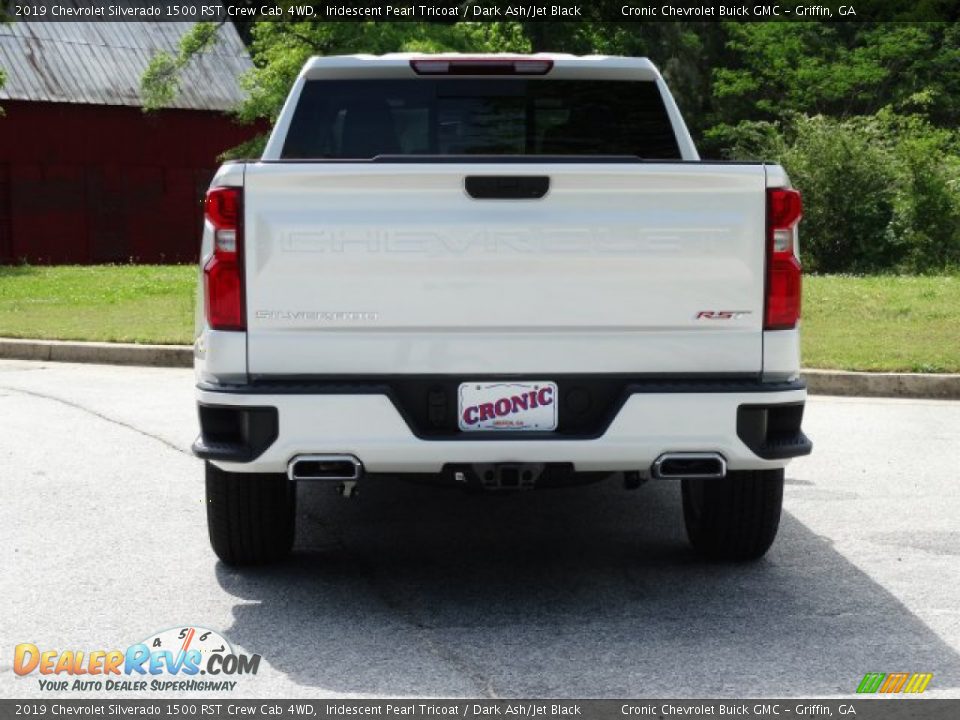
[281,79,681,160]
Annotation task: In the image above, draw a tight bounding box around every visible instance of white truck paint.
[193,54,811,565]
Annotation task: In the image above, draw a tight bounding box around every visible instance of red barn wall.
[0,101,265,264]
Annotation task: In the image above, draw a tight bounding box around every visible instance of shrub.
[884,113,960,272]
[717,112,960,273]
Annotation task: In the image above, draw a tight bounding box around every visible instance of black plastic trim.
[200,374,804,394]
[198,376,806,442]
[192,404,278,462]
[737,401,813,460]
[465,175,549,199]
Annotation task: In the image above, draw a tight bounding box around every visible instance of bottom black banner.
[0,700,957,720]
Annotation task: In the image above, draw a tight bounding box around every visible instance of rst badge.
[458,382,558,432]
[696,310,752,320]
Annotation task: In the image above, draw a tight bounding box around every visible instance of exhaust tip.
[651,452,726,480]
[288,454,363,482]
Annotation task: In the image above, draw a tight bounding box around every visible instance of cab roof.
[300,54,661,82]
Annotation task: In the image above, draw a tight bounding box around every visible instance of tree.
[709,23,960,134]
[142,23,222,111]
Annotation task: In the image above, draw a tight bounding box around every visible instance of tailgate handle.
[465,176,549,199]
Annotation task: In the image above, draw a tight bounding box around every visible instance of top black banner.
[4,0,960,22]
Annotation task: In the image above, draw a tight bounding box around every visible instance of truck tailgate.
[243,162,767,376]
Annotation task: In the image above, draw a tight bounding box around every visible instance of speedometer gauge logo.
[142,626,233,672]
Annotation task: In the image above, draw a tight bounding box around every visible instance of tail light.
[203,186,245,331]
[765,188,803,330]
[410,58,553,75]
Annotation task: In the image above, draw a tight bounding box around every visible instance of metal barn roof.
[0,15,252,111]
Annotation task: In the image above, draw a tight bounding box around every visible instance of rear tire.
[682,468,784,561]
[205,462,296,566]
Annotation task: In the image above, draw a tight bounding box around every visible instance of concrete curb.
[801,368,960,400]
[2,338,959,399]
[0,337,192,368]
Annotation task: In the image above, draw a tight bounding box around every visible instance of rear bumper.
[194,378,810,475]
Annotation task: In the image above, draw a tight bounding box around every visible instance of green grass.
[1,266,958,372]
[0,265,195,345]
[803,275,960,373]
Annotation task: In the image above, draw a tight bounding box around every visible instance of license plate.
[458,381,558,432]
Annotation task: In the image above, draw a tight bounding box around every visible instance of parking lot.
[1,359,958,698]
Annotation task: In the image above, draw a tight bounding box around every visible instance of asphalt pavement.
[1,359,958,699]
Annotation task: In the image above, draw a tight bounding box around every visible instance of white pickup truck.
[193,53,811,566]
